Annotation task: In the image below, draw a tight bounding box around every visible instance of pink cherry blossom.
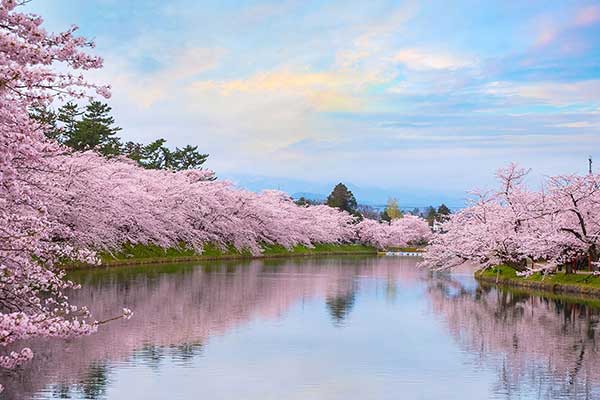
[0,1,117,391]
[423,163,600,273]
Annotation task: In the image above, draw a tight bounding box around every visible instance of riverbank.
[65,243,378,269]
[475,265,600,297]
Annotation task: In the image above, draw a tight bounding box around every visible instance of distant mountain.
[222,173,466,210]
[290,192,327,202]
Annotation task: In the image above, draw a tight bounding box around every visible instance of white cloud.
[391,48,475,70]
[484,80,600,105]
[553,121,600,128]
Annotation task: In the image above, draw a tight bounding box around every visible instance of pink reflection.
[428,276,600,398]
[3,257,419,398]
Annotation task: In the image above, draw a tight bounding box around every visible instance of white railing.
[384,251,423,257]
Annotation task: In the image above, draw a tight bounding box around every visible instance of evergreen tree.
[35,100,212,173]
[57,102,82,141]
[437,204,451,216]
[123,139,210,172]
[127,138,169,170]
[326,183,358,214]
[424,206,437,225]
[65,101,121,156]
[171,145,209,170]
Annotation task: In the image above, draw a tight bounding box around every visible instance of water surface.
[3,256,599,399]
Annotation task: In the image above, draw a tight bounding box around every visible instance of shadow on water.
[2,256,600,399]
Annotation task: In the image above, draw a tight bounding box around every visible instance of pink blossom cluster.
[39,150,430,255]
[0,0,118,391]
[356,215,431,249]
[36,152,357,255]
[423,163,600,272]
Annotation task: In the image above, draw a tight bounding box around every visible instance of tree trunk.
[565,260,574,274]
[589,245,599,271]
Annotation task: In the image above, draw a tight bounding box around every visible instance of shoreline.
[64,243,379,270]
[474,265,600,297]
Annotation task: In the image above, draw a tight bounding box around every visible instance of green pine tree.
[326,183,358,214]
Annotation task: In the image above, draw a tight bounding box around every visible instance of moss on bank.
[475,265,600,297]
[65,243,377,269]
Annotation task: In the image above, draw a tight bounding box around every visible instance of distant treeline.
[295,183,451,225]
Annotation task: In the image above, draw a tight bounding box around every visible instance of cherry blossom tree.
[544,173,600,265]
[37,151,358,256]
[0,1,126,391]
[356,215,431,249]
[423,163,600,273]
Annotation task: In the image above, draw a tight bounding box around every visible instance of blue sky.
[28,0,600,205]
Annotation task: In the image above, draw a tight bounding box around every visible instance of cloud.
[36,0,600,196]
[484,80,600,105]
[553,121,600,128]
[334,2,419,69]
[190,68,384,112]
[392,48,475,71]
[100,46,225,108]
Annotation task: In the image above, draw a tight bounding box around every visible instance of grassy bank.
[65,243,378,269]
[476,280,600,309]
[475,265,600,297]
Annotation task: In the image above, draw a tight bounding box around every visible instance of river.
[2,256,599,399]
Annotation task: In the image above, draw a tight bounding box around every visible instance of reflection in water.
[1,256,599,399]
[326,291,356,326]
[428,276,600,399]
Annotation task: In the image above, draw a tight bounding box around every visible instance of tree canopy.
[326,183,358,214]
[32,101,211,173]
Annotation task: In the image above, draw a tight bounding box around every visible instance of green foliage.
[380,209,391,222]
[123,139,209,172]
[479,265,600,289]
[32,101,211,173]
[424,206,436,224]
[419,204,452,225]
[67,101,122,156]
[39,101,123,156]
[437,203,451,216]
[326,183,358,214]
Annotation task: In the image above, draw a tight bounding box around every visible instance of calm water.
[2,256,600,400]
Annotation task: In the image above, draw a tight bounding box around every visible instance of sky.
[27,0,600,206]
